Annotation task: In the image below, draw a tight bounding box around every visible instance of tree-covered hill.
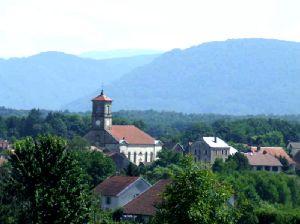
[0,52,158,110]
[65,38,300,114]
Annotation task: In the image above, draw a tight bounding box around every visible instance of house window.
[134,152,137,163]
[128,152,131,160]
[145,152,148,162]
[272,166,278,171]
[106,197,111,205]
[257,166,262,171]
[150,152,154,162]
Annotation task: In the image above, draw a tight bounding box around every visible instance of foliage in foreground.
[2,135,91,223]
[153,156,237,224]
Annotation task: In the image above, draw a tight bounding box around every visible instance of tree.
[278,156,289,172]
[67,135,90,151]
[7,135,91,223]
[72,150,115,188]
[151,149,183,168]
[227,153,250,171]
[125,162,140,176]
[212,158,225,173]
[153,157,237,224]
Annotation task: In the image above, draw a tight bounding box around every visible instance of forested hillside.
[66,39,300,114]
[0,52,158,110]
[1,109,300,150]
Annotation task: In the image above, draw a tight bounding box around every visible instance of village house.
[189,137,231,163]
[94,176,151,210]
[85,90,163,165]
[287,142,300,157]
[123,179,171,223]
[244,152,282,172]
[287,142,300,167]
[250,146,295,170]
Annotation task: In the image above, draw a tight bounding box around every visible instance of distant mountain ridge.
[80,49,164,60]
[65,38,300,115]
[0,52,159,110]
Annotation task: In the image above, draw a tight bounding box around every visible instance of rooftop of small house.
[244,152,282,167]
[203,137,230,148]
[94,176,148,197]
[250,146,295,164]
[123,179,171,216]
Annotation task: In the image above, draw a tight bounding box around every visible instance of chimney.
[257,145,261,152]
[214,136,217,143]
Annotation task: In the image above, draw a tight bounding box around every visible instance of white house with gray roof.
[190,137,231,163]
[94,176,151,210]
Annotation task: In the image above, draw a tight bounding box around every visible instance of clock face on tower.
[95,120,101,126]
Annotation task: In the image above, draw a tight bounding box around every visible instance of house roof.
[244,153,282,167]
[94,176,140,196]
[288,142,300,149]
[123,179,171,216]
[163,143,185,152]
[229,146,238,155]
[250,147,295,164]
[108,125,156,145]
[203,137,230,148]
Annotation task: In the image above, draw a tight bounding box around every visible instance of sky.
[0,0,299,58]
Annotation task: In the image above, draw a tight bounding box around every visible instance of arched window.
[145,152,148,163]
[128,152,131,160]
[134,152,137,164]
[150,152,154,162]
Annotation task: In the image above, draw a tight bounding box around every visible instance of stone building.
[85,90,162,165]
[189,137,230,163]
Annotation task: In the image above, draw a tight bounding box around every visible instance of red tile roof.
[245,153,282,167]
[123,179,171,216]
[92,94,112,102]
[250,147,295,164]
[108,125,156,145]
[94,176,139,196]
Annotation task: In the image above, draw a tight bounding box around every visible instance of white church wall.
[120,144,162,165]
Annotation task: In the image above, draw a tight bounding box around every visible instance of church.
[85,90,162,165]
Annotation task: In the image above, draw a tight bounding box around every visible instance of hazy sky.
[0,0,299,58]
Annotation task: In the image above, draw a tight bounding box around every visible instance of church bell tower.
[91,90,112,131]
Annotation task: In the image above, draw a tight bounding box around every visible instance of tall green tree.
[72,150,115,188]
[8,135,91,223]
[153,157,237,224]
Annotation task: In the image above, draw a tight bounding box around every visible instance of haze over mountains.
[65,38,300,115]
[80,49,164,60]
[1,38,300,115]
